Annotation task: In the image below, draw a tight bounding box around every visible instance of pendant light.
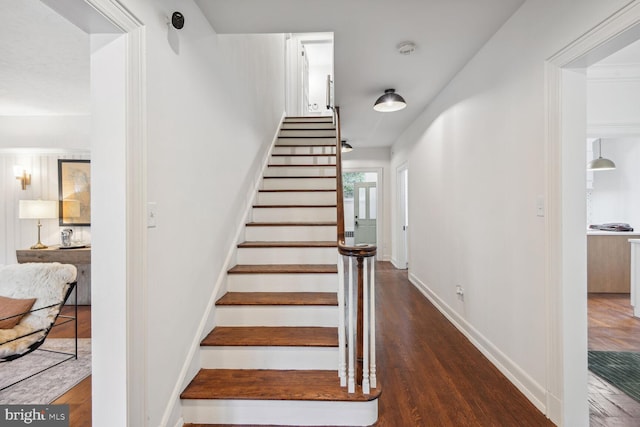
[341,140,353,153]
[587,139,616,171]
[373,89,406,112]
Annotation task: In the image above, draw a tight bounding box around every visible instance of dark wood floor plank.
[588,294,640,425]
[201,327,338,347]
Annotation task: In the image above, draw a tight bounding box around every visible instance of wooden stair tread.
[246,221,336,226]
[271,154,336,157]
[216,292,337,306]
[280,129,336,132]
[278,136,335,139]
[273,144,335,148]
[228,264,337,274]
[268,164,336,167]
[180,369,381,401]
[262,175,336,179]
[258,189,336,193]
[201,327,338,347]
[253,205,336,209]
[238,241,336,248]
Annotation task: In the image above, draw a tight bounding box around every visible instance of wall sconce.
[341,140,353,153]
[13,166,31,190]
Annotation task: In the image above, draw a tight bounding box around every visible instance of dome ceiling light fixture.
[587,138,616,171]
[341,139,353,153]
[373,89,407,112]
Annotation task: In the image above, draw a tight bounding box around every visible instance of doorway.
[285,33,334,117]
[546,4,640,424]
[395,164,409,269]
[343,171,379,249]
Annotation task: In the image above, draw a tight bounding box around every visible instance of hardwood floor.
[50,306,92,427]
[588,293,640,426]
[187,262,552,427]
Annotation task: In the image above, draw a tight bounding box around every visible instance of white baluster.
[347,256,355,393]
[362,257,370,394]
[370,259,377,389]
[337,253,346,386]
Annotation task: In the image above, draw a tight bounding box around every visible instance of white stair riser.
[182,399,378,426]
[264,166,336,177]
[277,137,335,145]
[245,225,336,241]
[281,122,335,130]
[284,117,333,123]
[237,247,336,265]
[270,156,336,165]
[200,346,338,370]
[262,178,336,191]
[227,273,338,293]
[273,146,336,155]
[279,130,336,138]
[257,192,336,205]
[215,306,338,327]
[252,207,336,222]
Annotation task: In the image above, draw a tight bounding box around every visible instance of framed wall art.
[58,159,91,226]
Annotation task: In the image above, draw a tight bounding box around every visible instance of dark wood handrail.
[335,106,346,247]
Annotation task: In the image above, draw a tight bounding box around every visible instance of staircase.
[180,116,380,426]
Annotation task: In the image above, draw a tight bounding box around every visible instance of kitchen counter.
[588,230,639,235]
[588,232,640,293]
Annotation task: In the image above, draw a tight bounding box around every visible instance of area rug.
[588,350,640,402]
[0,338,91,404]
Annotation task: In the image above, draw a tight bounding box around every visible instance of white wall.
[589,138,640,226]
[0,150,91,265]
[343,147,391,260]
[108,1,286,425]
[0,116,90,150]
[389,0,629,422]
[90,32,127,426]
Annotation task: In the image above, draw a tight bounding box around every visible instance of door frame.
[343,167,384,260]
[545,3,640,425]
[55,0,147,424]
[394,162,408,269]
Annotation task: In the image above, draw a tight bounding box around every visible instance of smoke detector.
[397,41,417,56]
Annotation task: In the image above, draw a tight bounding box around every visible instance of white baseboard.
[408,273,547,414]
[172,417,184,427]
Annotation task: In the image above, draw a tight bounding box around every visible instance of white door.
[354,182,377,245]
[397,167,409,269]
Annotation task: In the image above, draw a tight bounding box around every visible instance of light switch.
[536,195,545,217]
[147,202,158,228]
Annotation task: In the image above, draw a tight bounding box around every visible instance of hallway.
[373,262,550,426]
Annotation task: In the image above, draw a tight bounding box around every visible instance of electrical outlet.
[147,202,158,228]
[456,285,464,300]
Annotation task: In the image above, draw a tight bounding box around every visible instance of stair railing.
[334,106,378,394]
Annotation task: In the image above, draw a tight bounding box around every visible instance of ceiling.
[3,0,525,148]
[195,0,525,148]
[0,0,89,116]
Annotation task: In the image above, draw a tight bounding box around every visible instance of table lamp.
[19,200,58,249]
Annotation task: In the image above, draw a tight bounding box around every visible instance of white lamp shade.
[19,200,58,219]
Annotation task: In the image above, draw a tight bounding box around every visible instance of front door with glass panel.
[354,182,377,245]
